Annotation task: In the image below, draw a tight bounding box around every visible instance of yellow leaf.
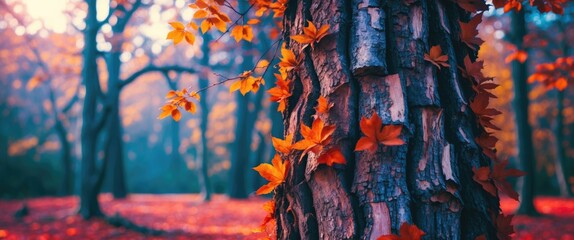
[184,31,195,45]
[200,20,211,33]
[193,9,209,19]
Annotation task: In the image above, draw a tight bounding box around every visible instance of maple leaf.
[355,112,404,153]
[316,147,346,166]
[230,25,254,42]
[470,93,501,131]
[473,166,497,197]
[313,95,333,119]
[504,50,528,63]
[291,21,330,48]
[256,200,276,232]
[167,22,195,45]
[473,160,525,200]
[475,131,498,160]
[455,0,489,13]
[268,73,292,113]
[253,154,288,195]
[460,56,492,84]
[269,0,288,18]
[424,45,450,69]
[278,44,301,72]
[272,134,293,154]
[290,118,342,169]
[459,13,484,50]
[492,159,526,201]
[377,222,425,240]
[292,118,336,160]
[495,213,515,240]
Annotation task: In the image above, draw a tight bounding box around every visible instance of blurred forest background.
[0,0,573,238]
[1,0,573,200]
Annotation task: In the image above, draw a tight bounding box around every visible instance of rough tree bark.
[509,10,538,216]
[274,0,499,239]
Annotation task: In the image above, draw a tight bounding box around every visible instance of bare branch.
[120,65,197,89]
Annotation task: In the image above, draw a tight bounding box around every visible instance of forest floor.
[1,194,573,239]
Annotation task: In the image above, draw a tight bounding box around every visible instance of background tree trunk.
[198,33,213,201]
[510,9,539,216]
[228,0,259,199]
[79,0,106,219]
[105,50,128,199]
[55,120,73,196]
[275,0,498,239]
[554,90,570,196]
[553,25,572,197]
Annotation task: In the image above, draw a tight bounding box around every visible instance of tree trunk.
[198,79,212,201]
[554,89,571,196]
[510,10,538,216]
[229,0,258,199]
[55,121,73,196]
[105,51,128,199]
[275,0,498,239]
[198,34,212,201]
[79,0,105,219]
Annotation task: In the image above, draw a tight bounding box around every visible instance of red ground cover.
[0,194,573,239]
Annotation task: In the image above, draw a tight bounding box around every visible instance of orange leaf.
[316,148,346,166]
[253,154,288,195]
[256,200,276,232]
[291,20,330,48]
[230,71,259,95]
[424,45,450,69]
[278,44,301,72]
[167,22,186,45]
[272,134,293,154]
[230,25,254,42]
[292,118,336,161]
[268,73,292,112]
[355,112,404,153]
[313,95,333,119]
[504,50,528,63]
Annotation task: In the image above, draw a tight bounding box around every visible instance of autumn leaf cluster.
[529,56,574,91]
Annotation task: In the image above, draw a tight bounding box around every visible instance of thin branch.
[213,3,255,43]
[120,65,197,89]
